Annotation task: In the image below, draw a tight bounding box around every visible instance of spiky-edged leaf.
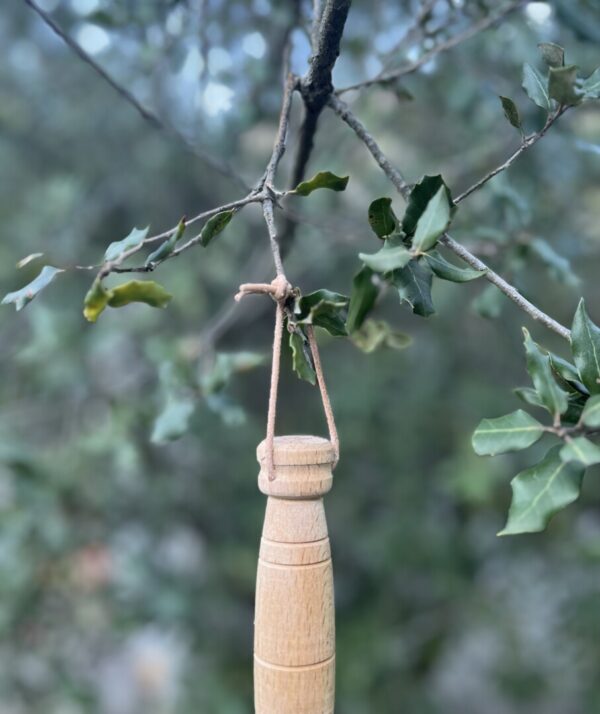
[499,96,522,131]
[294,290,349,336]
[472,409,545,456]
[411,185,452,252]
[548,64,583,105]
[350,319,411,354]
[346,267,378,333]
[293,171,349,196]
[2,266,63,311]
[104,226,149,262]
[107,280,172,309]
[402,175,453,236]
[523,328,569,417]
[289,329,316,384]
[391,259,435,317]
[538,42,565,68]
[560,437,600,466]
[571,299,600,394]
[368,197,397,238]
[581,395,600,427]
[424,250,486,282]
[499,445,584,535]
[522,63,551,110]
[199,210,234,247]
[359,244,412,273]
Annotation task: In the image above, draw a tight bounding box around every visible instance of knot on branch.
[235,275,293,304]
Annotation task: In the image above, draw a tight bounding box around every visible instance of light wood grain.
[254,435,336,714]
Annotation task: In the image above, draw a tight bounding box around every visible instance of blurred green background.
[2,1,600,712]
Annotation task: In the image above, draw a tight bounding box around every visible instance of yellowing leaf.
[83,278,111,322]
[107,280,172,309]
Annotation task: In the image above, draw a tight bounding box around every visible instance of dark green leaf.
[571,299,600,394]
[549,352,588,393]
[294,290,349,336]
[1,266,63,311]
[151,397,195,444]
[424,250,486,282]
[523,328,569,417]
[289,329,316,384]
[499,445,584,535]
[522,63,551,111]
[560,436,600,466]
[293,171,349,196]
[472,409,545,456]
[83,278,111,323]
[582,68,600,99]
[346,267,378,333]
[581,395,600,427]
[104,226,149,262]
[538,42,565,68]
[145,217,186,266]
[107,280,173,309]
[402,175,453,237]
[391,259,435,317]
[368,197,397,238]
[411,185,452,252]
[359,244,412,273]
[548,64,583,105]
[200,210,234,247]
[499,96,523,131]
[350,319,411,354]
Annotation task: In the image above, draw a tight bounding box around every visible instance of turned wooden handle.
[254,435,336,714]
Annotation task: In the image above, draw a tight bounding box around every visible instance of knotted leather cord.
[236,277,340,480]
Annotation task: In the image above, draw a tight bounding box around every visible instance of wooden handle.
[254,435,336,714]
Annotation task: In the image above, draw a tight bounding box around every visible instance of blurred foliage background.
[2,0,600,712]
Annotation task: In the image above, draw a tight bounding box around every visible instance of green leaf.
[83,278,111,323]
[346,267,378,333]
[1,266,63,311]
[350,319,411,354]
[548,352,587,392]
[522,63,551,111]
[107,280,173,310]
[527,237,579,288]
[293,171,349,196]
[523,328,569,417]
[580,395,600,429]
[201,351,267,394]
[571,299,600,394]
[391,259,435,317]
[499,445,584,535]
[104,226,149,262]
[514,387,545,409]
[411,185,452,252]
[289,329,316,384]
[402,175,453,237]
[199,210,234,247]
[472,284,503,319]
[151,397,195,444]
[560,437,600,467]
[367,197,397,239]
[582,67,600,99]
[424,250,486,282]
[294,290,349,337]
[359,244,412,273]
[472,409,545,456]
[538,42,565,68]
[499,96,523,131]
[548,64,583,105]
[145,217,186,266]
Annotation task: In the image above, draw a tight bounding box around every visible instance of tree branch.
[23,0,250,191]
[328,95,571,341]
[336,0,525,95]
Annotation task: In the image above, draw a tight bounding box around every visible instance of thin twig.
[336,0,525,94]
[23,0,249,191]
[454,107,569,204]
[329,96,572,340]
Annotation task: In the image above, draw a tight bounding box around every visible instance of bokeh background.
[2,1,600,712]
